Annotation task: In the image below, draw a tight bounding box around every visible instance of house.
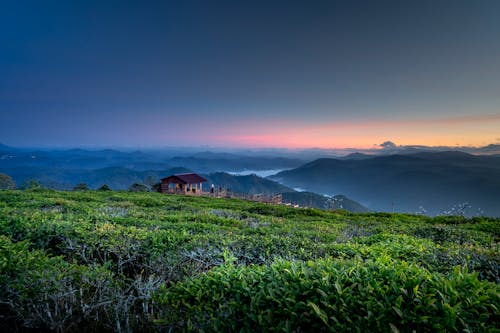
[160,173,207,195]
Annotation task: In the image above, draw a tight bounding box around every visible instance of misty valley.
[1,143,499,217]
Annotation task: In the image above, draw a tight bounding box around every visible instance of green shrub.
[0,172,16,190]
[73,183,90,191]
[1,189,499,332]
[0,235,160,332]
[97,184,111,191]
[155,258,500,332]
[128,183,149,192]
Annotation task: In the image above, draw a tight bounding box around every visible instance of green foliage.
[156,259,499,332]
[21,179,43,190]
[0,172,16,189]
[0,189,498,332]
[97,184,111,191]
[128,182,149,192]
[151,182,162,192]
[72,183,90,191]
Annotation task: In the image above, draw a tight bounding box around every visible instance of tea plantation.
[0,189,498,332]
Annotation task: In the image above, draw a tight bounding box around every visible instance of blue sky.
[1,0,499,148]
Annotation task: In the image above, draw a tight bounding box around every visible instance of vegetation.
[98,184,112,191]
[0,172,15,190]
[128,183,149,192]
[20,179,43,190]
[0,189,498,332]
[72,183,90,191]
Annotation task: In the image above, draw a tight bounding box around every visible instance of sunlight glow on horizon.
[201,114,500,149]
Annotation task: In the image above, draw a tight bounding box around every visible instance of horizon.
[2,140,500,155]
[1,1,500,148]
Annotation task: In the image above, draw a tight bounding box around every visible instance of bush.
[0,173,16,190]
[21,179,42,190]
[97,184,111,191]
[72,183,89,191]
[128,183,149,192]
[156,258,500,332]
[151,182,162,193]
[0,235,160,332]
[1,189,499,332]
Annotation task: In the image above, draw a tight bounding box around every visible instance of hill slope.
[281,192,370,213]
[0,190,498,332]
[271,152,500,217]
[205,172,294,195]
[0,147,304,173]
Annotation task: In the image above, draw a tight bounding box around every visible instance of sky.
[1,0,500,149]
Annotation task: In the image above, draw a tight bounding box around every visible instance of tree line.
[0,172,160,193]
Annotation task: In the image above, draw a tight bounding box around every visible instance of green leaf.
[389,323,400,333]
[308,301,328,325]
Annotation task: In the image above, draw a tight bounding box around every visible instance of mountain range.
[270,151,500,217]
[2,143,499,216]
[0,144,304,172]
[0,144,369,213]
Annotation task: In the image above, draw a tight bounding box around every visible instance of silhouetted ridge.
[271,152,500,217]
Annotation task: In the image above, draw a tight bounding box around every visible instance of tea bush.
[156,258,499,332]
[0,189,498,332]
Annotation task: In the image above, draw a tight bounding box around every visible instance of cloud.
[379,141,397,149]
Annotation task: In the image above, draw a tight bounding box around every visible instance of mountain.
[201,173,367,212]
[0,166,192,190]
[0,161,369,212]
[166,155,305,173]
[0,147,305,173]
[0,148,172,170]
[205,172,294,195]
[340,152,373,160]
[281,192,369,213]
[270,152,500,217]
[0,143,14,151]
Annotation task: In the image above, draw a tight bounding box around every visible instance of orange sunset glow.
[206,114,500,149]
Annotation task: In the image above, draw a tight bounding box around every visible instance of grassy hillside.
[0,189,498,332]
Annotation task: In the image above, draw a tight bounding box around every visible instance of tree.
[98,184,112,191]
[144,176,157,189]
[73,183,89,191]
[128,183,149,192]
[151,182,162,193]
[21,179,42,190]
[0,173,16,189]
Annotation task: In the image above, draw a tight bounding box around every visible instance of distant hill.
[281,192,369,213]
[0,143,13,151]
[0,166,191,190]
[0,146,395,214]
[205,172,294,195]
[167,155,305,173]
[271,151,500,217]
[0,161,368,212]
[0,147,304,173]
[0,148,172,170]
[340,152,373,160]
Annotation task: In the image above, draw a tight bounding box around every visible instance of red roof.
[161,173,207,184]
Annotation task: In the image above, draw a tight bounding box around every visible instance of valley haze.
[1,142,499,217]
